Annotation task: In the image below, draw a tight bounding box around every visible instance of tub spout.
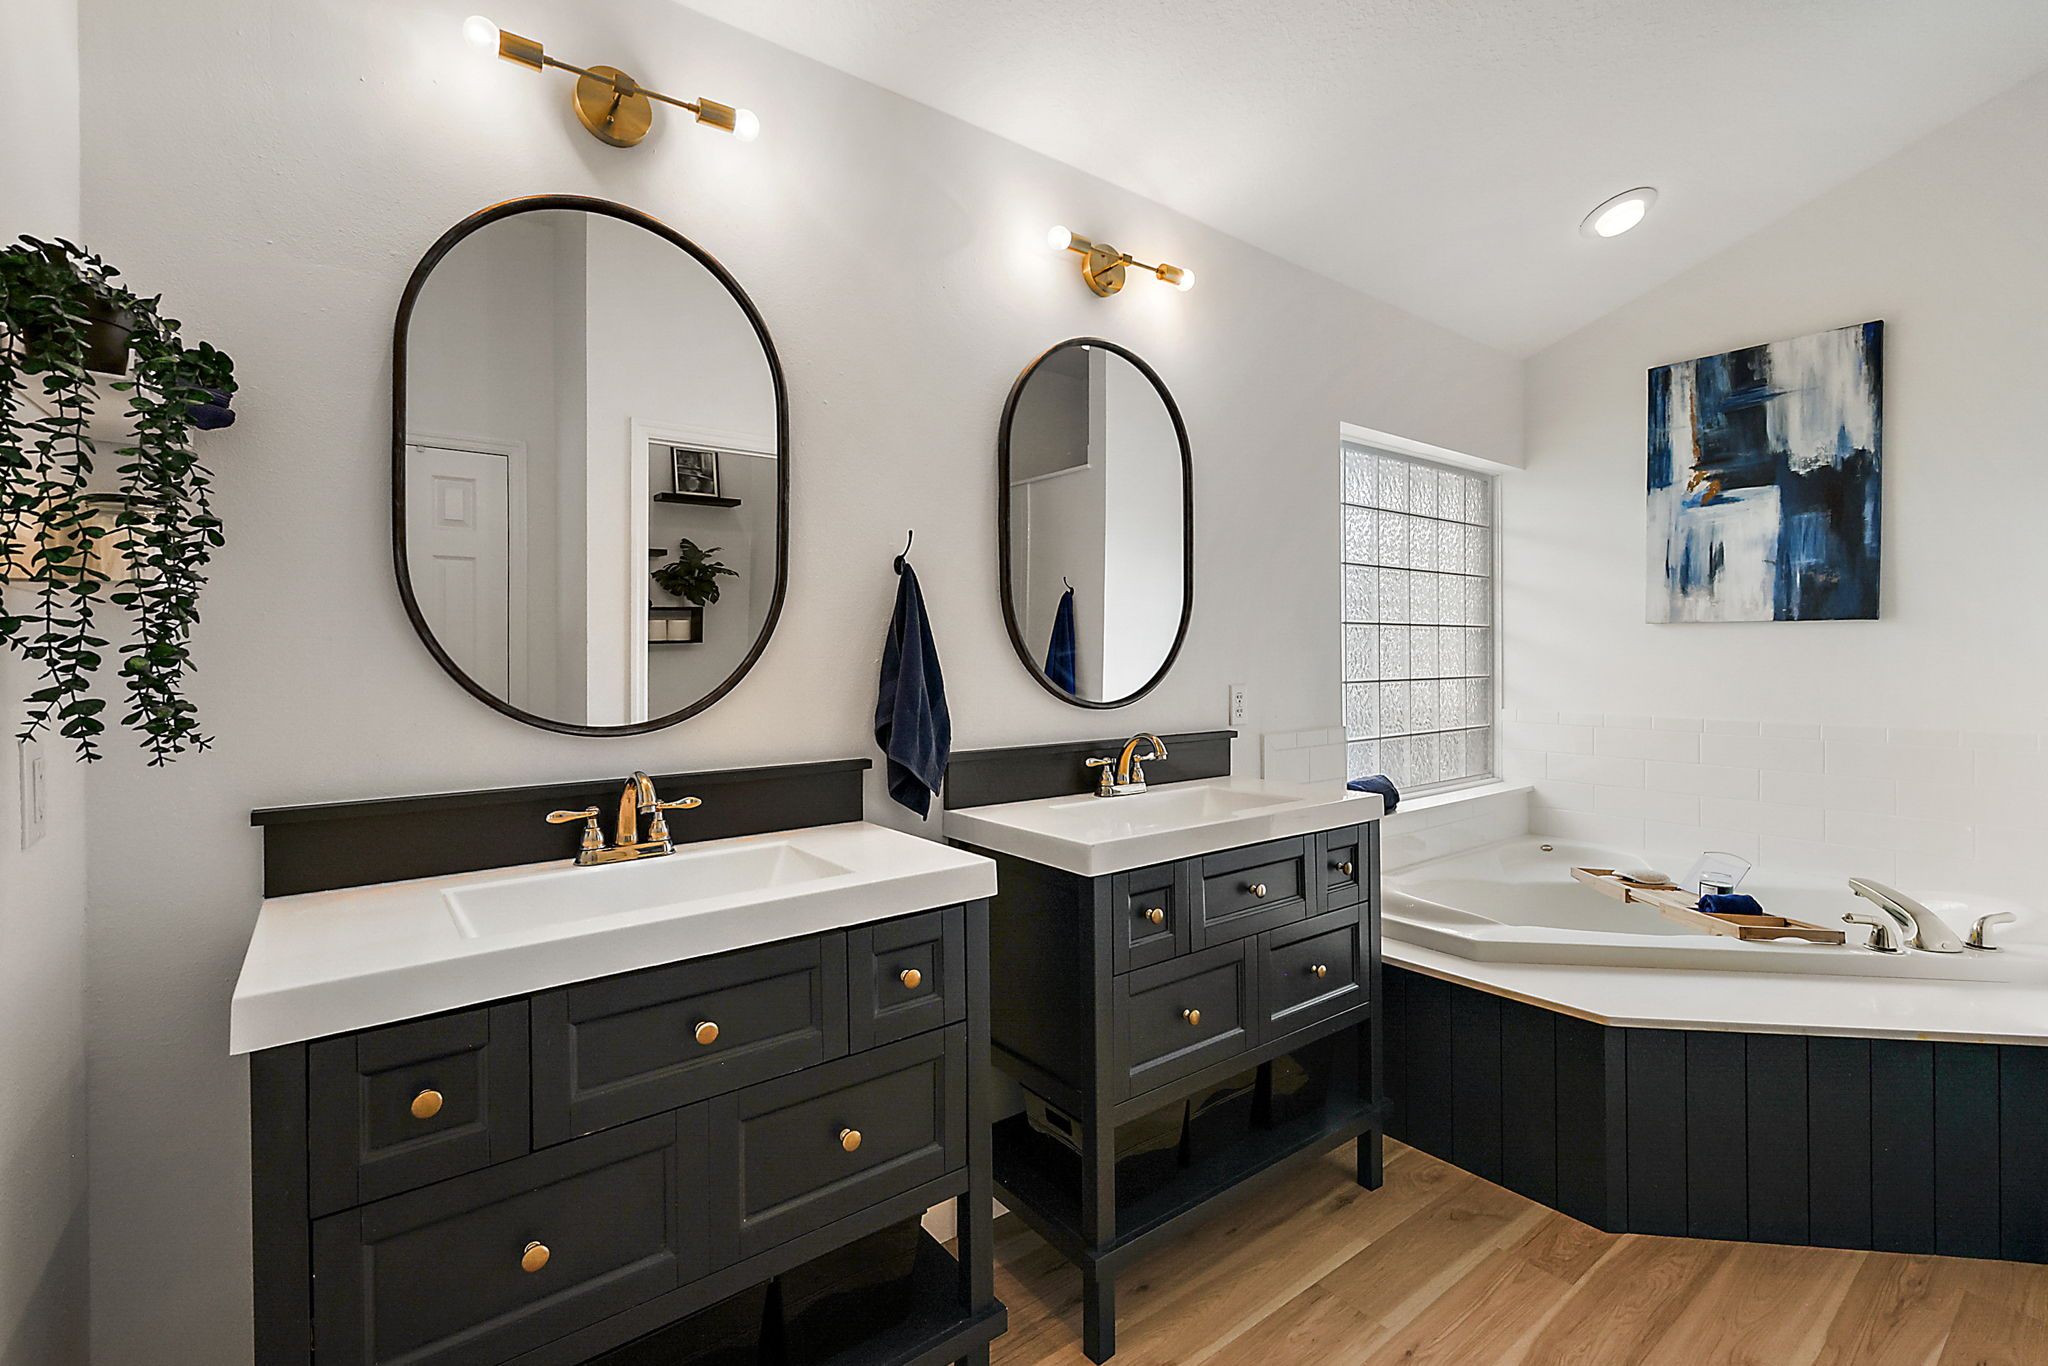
[1847,878,1965,954]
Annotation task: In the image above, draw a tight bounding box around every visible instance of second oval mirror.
[999,338,1192,707]
[395,196,786,734]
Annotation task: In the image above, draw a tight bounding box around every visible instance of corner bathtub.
[1384,837,2036,983]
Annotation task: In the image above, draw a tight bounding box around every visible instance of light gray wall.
[0,1,90,1362]
[73,1,1520,1360]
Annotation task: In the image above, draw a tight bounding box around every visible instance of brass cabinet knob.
[1145,907,1166,925]
[899,968,922,990]
[1336,861,1355,877]
[410,1089,444,1120]
[1248,883,1268,899]
[521,1241,551,1274]
[1311,964,1330,979]
[1182,1008,1201,1027]
[694,1021,719,1046]
[839,1128,863,1153]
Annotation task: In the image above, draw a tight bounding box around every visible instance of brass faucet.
[546,772,703,866]
[1085,734,1168,797]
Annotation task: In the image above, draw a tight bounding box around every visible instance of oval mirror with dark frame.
[394,196,787,735]
[998,337,1193,708]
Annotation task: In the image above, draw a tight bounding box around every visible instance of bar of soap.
[1617,868,1673,885]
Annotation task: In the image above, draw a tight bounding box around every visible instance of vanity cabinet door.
[1191,837,1313,949]
[1111,862,1190,973]
[712,1026,965,1257]
[1259,904,1366,1039]
[532,936,848,1146]
[1112,940,1258,1101]
[311,1110,710,1366]
[1316,827,1365,910]
[847,907,966,1051]
[308,1002,530,1216]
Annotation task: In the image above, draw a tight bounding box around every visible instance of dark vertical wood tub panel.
[1555,1013,1625,1233]
[1449,989,1504,1184]
[1807,1035,1872,1250]
[1402,972,1457,1160]
[1626,1030,1688,1237]
[2001,1044,2048,1263]
[1933,1042,2001,1259]
[1683,1031,1747,1242]
[1499,998,1558,1208]
[1381,967,1409,1142]
[1745,1033,1809,1247]
[1870,1039,1936,1254]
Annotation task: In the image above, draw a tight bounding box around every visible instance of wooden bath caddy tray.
[1570,867,1845,944]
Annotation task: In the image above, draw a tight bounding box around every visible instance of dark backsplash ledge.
[252,759,871,898]
[943,729,1235,809]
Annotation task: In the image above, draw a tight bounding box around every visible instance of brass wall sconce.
[1048,227,1195,297]
[464,15,759,148]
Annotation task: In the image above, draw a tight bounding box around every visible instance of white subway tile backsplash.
[1558,711,1603,727]
[1756,770,1825,807]
[1822,724,1889,744]
[1515,707,1559,725]
[1697,797,1824,842]
[1760,835,1893,882]
[1653,716,1705,732]
[1701,733,1824,773]
[1760,721,1821,739]
[1533,780,1597,812]
[1967,731,2040,751]
[1600,785,1698,826]
[1643,820,1760,865]
[1644,761,1758,800]
[1705,718,1761,736]
[1604,712,1655,731]
[1595,727,1700,764]
[1532,809,1646,849]
[1889,727,1959,749]
[1547,753,1646,788]
[1504,721,1595,755]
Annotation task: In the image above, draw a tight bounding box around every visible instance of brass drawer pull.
[1182,1008,1202,1027]
[899,968,922,990]
[1247,883,1268,899]
[1145,907,1166,925]
[521,1241,551,1274]
[1335,861,1355,877]
[410,1089,444,1121]
[694,1021,720,1046]
[839,1127,863,1153]
[1311,964,1330,979]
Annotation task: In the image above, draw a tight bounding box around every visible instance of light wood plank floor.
[988,1139,2048,1366]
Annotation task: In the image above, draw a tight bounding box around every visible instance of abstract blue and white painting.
[1648,321,1882,622]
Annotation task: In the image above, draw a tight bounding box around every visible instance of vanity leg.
[1082,1265,1118,1363]
[1357,1128,1384,1190]
[954,1350,992,1366]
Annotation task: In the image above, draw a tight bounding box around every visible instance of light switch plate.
[19,737,48,850]
[1228,683,1248,728]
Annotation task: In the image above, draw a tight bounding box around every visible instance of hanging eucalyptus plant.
[0,236,235,763]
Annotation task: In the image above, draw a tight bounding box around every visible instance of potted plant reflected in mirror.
[648,538,737,644]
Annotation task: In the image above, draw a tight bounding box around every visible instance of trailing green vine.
[0,237,234,763]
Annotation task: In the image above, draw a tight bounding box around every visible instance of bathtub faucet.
[1846,878,1965,954]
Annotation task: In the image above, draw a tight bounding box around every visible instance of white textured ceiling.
[677,0,2048,354]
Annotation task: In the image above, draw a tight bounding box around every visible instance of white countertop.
[230,821,996,1055]
[1384,938,2048,1046]
[947,776,1384,877]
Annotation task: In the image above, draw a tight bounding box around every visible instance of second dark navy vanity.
[945,733,1385,1362]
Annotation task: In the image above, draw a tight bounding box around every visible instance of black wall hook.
[1063,575,1074,591]
[894,529,914,574]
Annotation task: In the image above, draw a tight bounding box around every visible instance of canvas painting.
[1647,320,1882,622]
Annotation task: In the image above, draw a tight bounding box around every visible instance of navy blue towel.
[875,563,950,818]
[1698,893,1766,917]
[1044,587,1077,693]
[1347,774,1400,812]
[187,387,235,431]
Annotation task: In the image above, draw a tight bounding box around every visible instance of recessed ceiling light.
[1581,187,1658,239]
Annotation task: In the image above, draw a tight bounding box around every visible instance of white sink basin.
[948,776,1383,877]
[447,840,854,939]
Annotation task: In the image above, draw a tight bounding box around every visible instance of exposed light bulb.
[1581,187,1658,239]
[1047,225,1075,252]
[1170,266,1195,292]
[731,108,760,142]
[462,14,500,51]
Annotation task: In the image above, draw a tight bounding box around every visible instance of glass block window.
[1341,442,1496,792]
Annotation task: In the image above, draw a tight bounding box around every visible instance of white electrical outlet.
[1228,684,1248,728]
[19,737,48,850]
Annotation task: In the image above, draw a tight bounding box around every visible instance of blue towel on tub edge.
[1698,893,1767,917]
[1347,775,1400,812]
[875,562,950,818]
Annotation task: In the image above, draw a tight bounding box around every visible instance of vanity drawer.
[1259,905,1367,1038]
[1192,837,1312,948]
[847,907,966,1050]
[1111,862,1188,973]
[307,1002,530,1216]
[1113,940,1256,1101]
[311,1110,708,1366]
[1316,827,1366,910]
[531,936,848,1146]
[720,1026,965,1256]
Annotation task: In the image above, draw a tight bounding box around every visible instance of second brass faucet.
[547,771,703,866]
[1085,734,1169,797]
